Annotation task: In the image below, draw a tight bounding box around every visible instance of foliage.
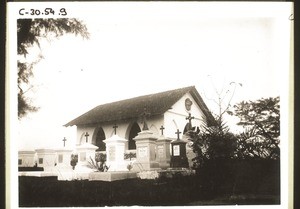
[95,152,106,163]
[188,119,237,169]
[89,153,109,172]
[230,97,280,159]
[70,154,78,170]
[127,162,133,171]
[17,18,89,119]
[124,152,136,160]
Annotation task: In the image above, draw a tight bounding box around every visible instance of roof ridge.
[64,85,216,127]
[92,85,195,108]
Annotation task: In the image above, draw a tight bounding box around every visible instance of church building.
[64,86,215,153]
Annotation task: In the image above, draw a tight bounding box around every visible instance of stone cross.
[160,125,165,135]
[186,113,195,131]
[141,108,150,131]
[85,132,89,143]
[62,137,67,147]
[113,124,118,135]
[175,129,181,140]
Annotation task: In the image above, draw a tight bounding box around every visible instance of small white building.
[65,86,215,155]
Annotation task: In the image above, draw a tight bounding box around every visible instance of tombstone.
[156,125,172,169]
[133,129,159,171]
[52,147,73,180]
[170,130,189,168]
[18,150,36,167]
[55,148,73,167]
[75,142,98,171]
[35,149,57,169]
[103,134,128,171]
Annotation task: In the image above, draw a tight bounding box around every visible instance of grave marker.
[170,129,189,168]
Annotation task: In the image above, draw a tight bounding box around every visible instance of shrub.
[88,153,109,172]
[70,154,78,170]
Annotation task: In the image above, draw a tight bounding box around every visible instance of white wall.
[76,115,164,150]
[75,93,208,146]
[163,92,207,139]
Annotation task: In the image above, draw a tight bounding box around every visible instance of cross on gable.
[62,137,67,147]
[113,124,118,135]
[85,132,89,143]
[160,125,165,135]
[175,129,182,140]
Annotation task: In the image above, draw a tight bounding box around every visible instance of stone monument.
[18,150,36,167]
[156,125,172,169]
[103,125,128,171]
[54,137,74,180]
[75,132,98,172]
[35,148,57,169]
[133,111,159,171]
[170,129,189,168]
[55,137,73,167]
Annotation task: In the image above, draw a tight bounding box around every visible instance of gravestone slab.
[35,149,56,168]
[103,134,128,171]
[133,130,160,171]
[156,136,172,169]
[18,150,36,167]
[75,143,98,172]
[170,139,189,168]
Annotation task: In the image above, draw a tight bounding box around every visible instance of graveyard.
[18,126,280,206]
[18,87,280,206]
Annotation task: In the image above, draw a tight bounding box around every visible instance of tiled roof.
[64,86,215,127]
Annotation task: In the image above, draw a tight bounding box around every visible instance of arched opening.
[128,122,141,150]
[94,127,106,151]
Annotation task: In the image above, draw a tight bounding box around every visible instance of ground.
[19,174,280,207]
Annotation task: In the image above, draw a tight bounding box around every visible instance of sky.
[9,2,292,150]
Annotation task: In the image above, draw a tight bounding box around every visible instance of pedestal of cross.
[35,148,57,169]
[156,125,172,169]
[103,134,128,171]
[132,129,160,171]
[170,129,189,168]
[55,147,73,180]
[75,142,98,172]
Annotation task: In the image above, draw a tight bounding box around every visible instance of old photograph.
[6,2,293,208]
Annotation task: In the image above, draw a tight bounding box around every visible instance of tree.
[231,97,280,159]
[188,118,237,169]
[188,80,241,168]
[17,18,89,119]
